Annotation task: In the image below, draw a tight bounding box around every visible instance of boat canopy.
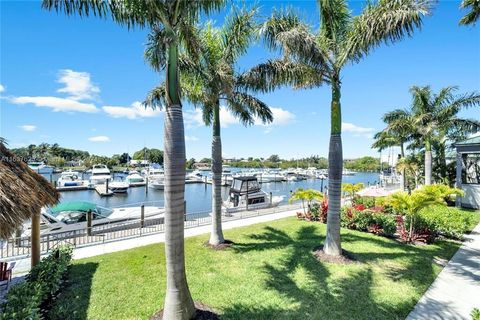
[230,176,261,194]
[50,201,98,214]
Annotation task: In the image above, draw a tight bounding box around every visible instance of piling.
[184,200,187,221]
[270,192,273,206]
[140,204,145,228]
[87,209,92,236]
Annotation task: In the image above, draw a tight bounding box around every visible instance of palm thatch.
[0,142,59,239]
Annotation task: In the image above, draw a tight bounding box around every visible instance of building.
[455,136,480,209]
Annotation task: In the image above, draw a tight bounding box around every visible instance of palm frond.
[342,0,430,66]
[222,7,257,64]
[317,0,351,46]
[144,24,169,71]
[460,0,480,25]
[237,59,328,93]
[143,85,167,110]
[227,92,274,125]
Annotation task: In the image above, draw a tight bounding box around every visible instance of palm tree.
[460,0,480,25]
[42,1,224,319]
[144,8,273,246]
[409,86,480,185]
[373,109,416,189]
[243,0,430,256]
[289,188,324,215]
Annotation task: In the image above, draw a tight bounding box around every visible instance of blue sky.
[1,1,479,160]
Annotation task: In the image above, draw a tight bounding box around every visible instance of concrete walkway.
[407,223,480,320]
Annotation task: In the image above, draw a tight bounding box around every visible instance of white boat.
[19,202,165,236]
[28,161,54,174]
[342,169,356,176]
[109,180,129,193]
[89,164,111,185]
[257,171,285,183]
[57,170,87,187]
[223,176,285,214]
[186,170,205,183]
[125,170,146,186]
[149,179,165,190]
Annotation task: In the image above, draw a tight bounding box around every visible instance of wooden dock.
[56,185,90,192]
[94,185,113,197]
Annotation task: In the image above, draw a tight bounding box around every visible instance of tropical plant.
[342,183,364,199]
[407,86,480,185]
[245,0,429,255]
[388,184,463,243]
[42,1,225,318]
[289,188,324,216]
[144,8,273,246]
[396,157,421,189]
[460,0,480,25]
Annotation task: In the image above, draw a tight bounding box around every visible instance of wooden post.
[87,209,92,236]
[106,178,109,193]
[270,192,273,206]
[140,204,145,228]
[31,211,41,267]
[145,177,149,194]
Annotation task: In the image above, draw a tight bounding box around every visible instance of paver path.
[407,223,480,320]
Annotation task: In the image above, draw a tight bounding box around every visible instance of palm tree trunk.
[209,101,225,245]
[163,43,195,320]
[400,143,406,190]
[424,139,432,185]
[324,78,343,256]
[439,139,447,182]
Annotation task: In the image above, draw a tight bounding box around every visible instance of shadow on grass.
[223,224,461,320]
[49,262,98,320]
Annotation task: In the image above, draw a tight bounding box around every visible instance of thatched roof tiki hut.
[0,141,59,266]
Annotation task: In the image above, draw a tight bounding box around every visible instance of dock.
[56,185,90,192]
[94,185,113,196]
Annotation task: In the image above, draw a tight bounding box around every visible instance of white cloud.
[88,135,110,142]
[185,135,199,142]
[9,96,99,113]
[57,69,99,101]
[342,122,375,138]
[185,106,295,130]
[0,84,5,93]
[19,125,36,132]
[102,101,162,119]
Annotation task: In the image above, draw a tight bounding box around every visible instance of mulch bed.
[203,239,235,251]
[150,301,220,320]
[312,246,359,264]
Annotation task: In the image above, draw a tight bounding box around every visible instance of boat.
[28,161,54,174]
[223,176,285,214]
[108,180,129,193]
[143,167,165,190]
[20,201,165,236]
[342,169,356,176]
[57,170,87,187]
[89,164,111,185]
[186,170,205,183]
[125,170,146,186]
[149,179,165,190]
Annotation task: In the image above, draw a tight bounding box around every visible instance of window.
[462,153,480,184]
[248,197,265,205]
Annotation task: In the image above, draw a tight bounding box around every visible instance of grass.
[51,213,479,320]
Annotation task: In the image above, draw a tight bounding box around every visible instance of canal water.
[43,170,380,214]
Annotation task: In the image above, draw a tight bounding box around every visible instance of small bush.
[353,196,375,208]
[0,246,73,320]
[419,205,474,239]
[472,308,480,320]
[340,206,397,237]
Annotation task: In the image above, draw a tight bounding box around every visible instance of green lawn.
[51,216,478,320]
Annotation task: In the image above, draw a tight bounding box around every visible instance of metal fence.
[0,204,301,260]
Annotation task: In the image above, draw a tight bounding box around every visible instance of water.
[44,170,380,214]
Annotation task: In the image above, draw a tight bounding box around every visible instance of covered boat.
[223,176,284,214]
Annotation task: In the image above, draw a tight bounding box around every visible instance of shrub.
[419,206,474,239]
[0,246,73,320]
[353,196,375,208]
[340,207,396,237]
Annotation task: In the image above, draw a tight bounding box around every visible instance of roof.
[0,141,59,239]
[455,136,480,146]
[50,201,97,214]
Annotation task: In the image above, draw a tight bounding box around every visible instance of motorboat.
[143,167,164,179]
[186,170,205,183]
[19,201,165,236]
[57,170,87,187]
[342,169,356,176]
[125,170,146,186]
[149,179,165,190]
[108,180,129,193]
[257,171,285,183]
[28,161,54,174]
[89,164,111,185]
[223,176,285,214]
